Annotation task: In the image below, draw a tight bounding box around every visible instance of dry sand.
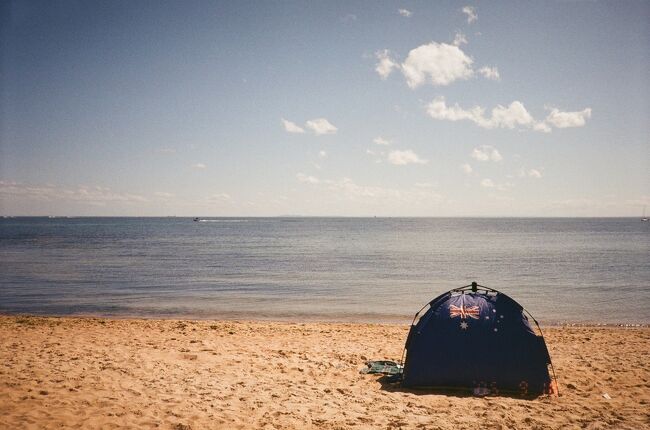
[0,316,648,430]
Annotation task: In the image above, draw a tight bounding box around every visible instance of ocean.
[0,217,648,324]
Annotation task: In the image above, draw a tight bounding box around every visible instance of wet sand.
[0,316,648,429]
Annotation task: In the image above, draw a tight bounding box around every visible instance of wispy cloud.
[375,50,399,80]
[427,96,536,130]
[478,66,500,81]
[462,6,477,24]
[154,191,174,198]
[318,150,327,159]
[452,31,468,46]
[366,148,384,163]
[373,136,391,146]
[544,108,592,128]
[192,163,207,169]
[305,118,338,135]
[282,118,338,136]
[528,169,542,178]
[480,178,495,188]
[157,148,176,154]
[206,193,231,202]
[296,173,320,184]
[471,145,502,162]
[295,175,443,204]
[480,178,513,191]
[414,182,436,188]
[460,163,473,174]
[518,167,543,178]
[387,149,428,165]
[427,96,590,132]
[398,8,412,18]
[281,118,305,134]
[0,181,149,206]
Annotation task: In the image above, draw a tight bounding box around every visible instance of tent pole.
[526,309,560,397]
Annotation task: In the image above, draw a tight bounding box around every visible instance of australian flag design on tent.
[402,284,555,396]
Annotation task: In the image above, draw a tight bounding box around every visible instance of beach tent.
[401,282,557,396]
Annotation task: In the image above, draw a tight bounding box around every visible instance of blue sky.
[1,0,648,216]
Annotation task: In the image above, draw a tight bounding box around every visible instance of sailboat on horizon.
[643,206,648,222]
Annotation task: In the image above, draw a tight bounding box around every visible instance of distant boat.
[193,217,200,222]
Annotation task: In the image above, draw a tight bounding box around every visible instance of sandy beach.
[0,316,648,430]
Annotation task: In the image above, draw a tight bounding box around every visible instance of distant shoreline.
[2,215,646,219]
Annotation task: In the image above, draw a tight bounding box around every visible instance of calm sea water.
[0,217,648,324]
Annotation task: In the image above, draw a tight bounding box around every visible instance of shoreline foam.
[1,311,648,327]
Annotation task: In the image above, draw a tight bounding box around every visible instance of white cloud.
[296,173,320,184]
[462,6,477,24]
[544,108,592,128]
[461,163,473,174]
[478,66,500,81]
[480,178,495,188]
[414,182,436,188]
[532,122,552,133]
[0,181,149,205]
[387,149,428,165]
[490,102,535,129]
[329,178,398,198]
[518,167,543,178]
[297,176,443,205]
[496,182,515,191]
[318,150,327,158]
[282,118,339,136]
[376,40,503,87]
[305,118,338,135]
[154,192,174,198]
[366,148,385,163]
[478,178,513,191]
[452,31,468,46]
[281,118,305,134]
[373,136,391,146]
[375,50,399,79]
[398,8,412,17]
[206,193,231,202]
[471,145,502,162]
[427,96,485,123]
[428,104,591,133]
[427,96,556,132]
[401,42,474,88]
[192,163,206,169]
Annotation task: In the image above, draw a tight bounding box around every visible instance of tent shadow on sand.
[374,375,547,400]
[375,282,558,399]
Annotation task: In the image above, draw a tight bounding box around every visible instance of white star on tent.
[460,321,469,330]
[485,316,490,320]
[494,328,498,332]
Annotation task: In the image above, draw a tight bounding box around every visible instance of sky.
[1,0,649,216]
